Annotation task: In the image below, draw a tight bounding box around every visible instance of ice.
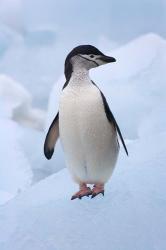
[0,0,22,33]
[0,75,34,200]
[20,126,65,183]
[0,191,15,206]
[0,22,21,57]
[91,33,166,139]
[0,73,64,186]
[107,33,164,80]
[0,131,166,250]
[0,74,31,117]
[0,118,32,199]
[24,28,57,47]
[0,74,45,130]
[0,0,165,109]
[0,74,49,203]
[0,23,59,108]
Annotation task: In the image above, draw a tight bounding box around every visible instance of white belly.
[59,83,119,184]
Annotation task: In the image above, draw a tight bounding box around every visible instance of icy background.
[0,0,166,249]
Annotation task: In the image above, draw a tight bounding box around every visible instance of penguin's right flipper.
[44,112,59,160]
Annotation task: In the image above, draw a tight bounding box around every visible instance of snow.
[0,23,59,108]
[19,126,65,183]
[0,74,47,204]
[0,22,21,57]
[0,74,46,130]
[0,73,64,201]
[107,33,164,80]
[0,0,164,109]
[0,132,166,250]
[0,118,32,201]
[24,27,57,47]
[0,191,15,206]
[91,33,166,139]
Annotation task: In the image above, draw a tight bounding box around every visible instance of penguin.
[44,45,128,200]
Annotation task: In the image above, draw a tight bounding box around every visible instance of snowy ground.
[0,33,166,249]
[0,132,166,250]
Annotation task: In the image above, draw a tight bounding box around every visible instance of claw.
[101,190,104,196]
[71,195,77,200]
[91,191,104,199]
[91,184,104,199]
[91,193,97,199]
[71,186,92,200]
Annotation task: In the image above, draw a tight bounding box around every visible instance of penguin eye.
[90,54,94,58]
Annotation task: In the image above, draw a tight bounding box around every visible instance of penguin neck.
[70,66,91,86]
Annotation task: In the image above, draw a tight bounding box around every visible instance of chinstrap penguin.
[44,45,128,200]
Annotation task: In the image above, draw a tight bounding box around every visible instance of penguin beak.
[99,55,116,63]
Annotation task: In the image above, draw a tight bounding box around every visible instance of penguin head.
[64,45,116,80]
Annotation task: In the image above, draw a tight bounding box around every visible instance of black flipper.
[92,81,128,156]
[44,80,69,160]
[44,112,59,160]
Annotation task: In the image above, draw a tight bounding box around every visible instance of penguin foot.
[91,184,104,199]
[71,187,92,200]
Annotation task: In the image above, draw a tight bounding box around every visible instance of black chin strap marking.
[78,55,99,67]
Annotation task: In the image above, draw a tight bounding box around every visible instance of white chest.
[59,79,105,131]
[58,76,118,183]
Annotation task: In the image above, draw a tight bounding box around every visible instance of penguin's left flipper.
[92,81,128,156]
[44,112,59,160]
[100,91,128,156]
